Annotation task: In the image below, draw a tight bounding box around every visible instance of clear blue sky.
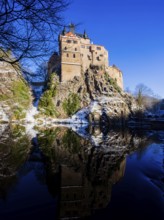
[64,0,164,97]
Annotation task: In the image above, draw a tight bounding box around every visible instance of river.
[0,125,163,220]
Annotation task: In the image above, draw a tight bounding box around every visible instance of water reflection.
[0,124,163,219]
[0,125,31,200]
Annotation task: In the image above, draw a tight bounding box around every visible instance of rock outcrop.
[39,66,138,124]
[0,61,32,122]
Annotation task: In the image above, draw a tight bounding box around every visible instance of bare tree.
[0,0,69,67]
[134,83,160,112]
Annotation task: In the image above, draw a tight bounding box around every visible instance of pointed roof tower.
[69,23,75,34]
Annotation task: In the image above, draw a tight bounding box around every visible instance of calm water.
[0,125,163,220]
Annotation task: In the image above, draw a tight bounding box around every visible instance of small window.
[75,48,77,51]
[66,53,69,57]
[81,45,85,48]
[87,55,91,60]
[74,40,78,44]
[67,40,71,43]
[100,54,103,57]
[73,54,76,58]
[64,47,67,50]
[97,47,101,50]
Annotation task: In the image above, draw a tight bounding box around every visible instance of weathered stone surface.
[0,61,32,121]
[44,67,138,123]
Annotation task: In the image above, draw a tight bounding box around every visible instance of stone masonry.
[48,24,123,90]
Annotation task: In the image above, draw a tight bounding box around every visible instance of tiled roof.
[65,32,76,37]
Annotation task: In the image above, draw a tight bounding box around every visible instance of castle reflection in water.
[0,124,160,219]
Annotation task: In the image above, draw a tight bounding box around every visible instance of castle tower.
[59,24,81,82]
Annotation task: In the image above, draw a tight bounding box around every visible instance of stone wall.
[61,63,81,82]
[107,65,123,90]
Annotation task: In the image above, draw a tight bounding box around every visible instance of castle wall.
[48,27,124,90]
[48,53,60,75]
[61,63,81,81]
[91,45,108,66]
[107,66,123,90]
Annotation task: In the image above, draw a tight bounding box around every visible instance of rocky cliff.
[0,61,32,122]
[39,66,138,124]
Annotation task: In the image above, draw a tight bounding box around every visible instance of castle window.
[81,45,85,48]
[75,48,77,51]
[73,54,76,58]
[67,40,71,43]
[100,54,103,57]
[97,47,101,50]
[74,40,78,44]
[64,47,67,50]
[66,53,69,57]
[87,55,91,60]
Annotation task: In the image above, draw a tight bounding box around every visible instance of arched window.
[73,54,76,58]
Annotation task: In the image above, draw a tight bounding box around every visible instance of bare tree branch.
[0,0,70,68]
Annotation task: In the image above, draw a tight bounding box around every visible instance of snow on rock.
[0,123,8,136]
[25,122,38,139]
[25,106,38,123]
[0,105,9,122]
[71,107,89,124]
[90,133,104,147]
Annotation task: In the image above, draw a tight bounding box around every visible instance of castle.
[48,24,123,90]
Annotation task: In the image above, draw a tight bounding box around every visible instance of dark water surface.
[0,126,163,220]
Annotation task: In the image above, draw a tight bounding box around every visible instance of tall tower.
[59,25,81,82]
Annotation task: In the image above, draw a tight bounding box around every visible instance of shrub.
[38,73,58,117]
[104,72,121,93]
[62,93,80,116]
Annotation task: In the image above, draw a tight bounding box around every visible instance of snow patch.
[25,123,38,139]
[25,106,38,123]
[0,106,9,122]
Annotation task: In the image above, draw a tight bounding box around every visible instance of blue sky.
[64,0,164,97]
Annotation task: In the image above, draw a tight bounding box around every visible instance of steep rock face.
[0,61,32,121]
[39,67,138,123]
